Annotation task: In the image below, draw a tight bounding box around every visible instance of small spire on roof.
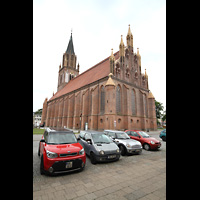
[105,73,115,87]
[110,48,115,60]
[145,69,148,78]
[128,24,132,35]
[148,91,155,99]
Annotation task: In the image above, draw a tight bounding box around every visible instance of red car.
[38,128,86,175]
[125,130,161,151]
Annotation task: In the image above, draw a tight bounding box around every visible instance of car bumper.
[127,147,142,154]
[95,153,121,162]
[43,154,86,174]
[150,143,161,149]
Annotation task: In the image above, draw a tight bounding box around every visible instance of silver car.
[78,130,120,164]
[104,130,142,156]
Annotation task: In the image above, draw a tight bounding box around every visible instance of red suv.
[38,128,86,175]
[125,130,161,151]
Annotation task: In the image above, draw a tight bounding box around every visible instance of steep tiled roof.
[49,51,119,101]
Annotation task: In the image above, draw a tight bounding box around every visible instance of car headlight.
[79,148,85,155]
[99,150,105,155]
[116,148,120,153]
[46,150,58,158]
[150,141,155,144]
[126,143,131,147]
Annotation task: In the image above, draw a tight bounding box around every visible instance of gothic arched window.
[131,89,136,115]
[143,94,148,117]
[100,86,105,114]
[116,85,121,113]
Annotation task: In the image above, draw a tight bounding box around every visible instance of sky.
[33,0,166,112]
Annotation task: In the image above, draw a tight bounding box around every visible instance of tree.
[34,108,42,115]
[162,110,166,122]
[155,100,164,120]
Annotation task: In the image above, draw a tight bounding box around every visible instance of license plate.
[134,149,140,152]
[66,161,73,168]
[108,155,116,159]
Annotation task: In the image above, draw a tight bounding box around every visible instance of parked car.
[78,130,120,164]
[125,130,161,151]
[103,130,142,156]
[159,129,166,141]
[38,127,86,175]
[39,122,45,127]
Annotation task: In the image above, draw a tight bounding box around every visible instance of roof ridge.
[65,50,119,84]
[50,50,119,100]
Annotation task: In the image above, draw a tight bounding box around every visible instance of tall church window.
[65,72,69,82]
[143,94,148,117]
[116,85,121,113]
[131,89,136,115]
[100,86,105,114]
[90,91,92,114]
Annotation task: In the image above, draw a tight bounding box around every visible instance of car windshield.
[116,132,130,139]
[47,132,77,144]
[92,133,113,144]
[138,131,150,138]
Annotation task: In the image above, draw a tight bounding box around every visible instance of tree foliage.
[155,100,164,119]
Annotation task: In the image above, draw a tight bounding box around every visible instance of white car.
[104,130,142,156]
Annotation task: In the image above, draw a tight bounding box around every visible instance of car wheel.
[119,145,126,156]
[161,136,166,141]
[38,144,40,156]
[90,152,97,165]
[40,155,45,175]
[143,143,150,151]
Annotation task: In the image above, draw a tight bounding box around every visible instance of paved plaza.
[33,131,166,200]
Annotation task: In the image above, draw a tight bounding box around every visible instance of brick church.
[41,25,157,131]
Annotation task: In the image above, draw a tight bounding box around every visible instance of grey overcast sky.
[33,0,166,112]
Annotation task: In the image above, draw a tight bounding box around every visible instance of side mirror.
[138,136,141,138]
[86,139,92,144]
[40,139,45,143]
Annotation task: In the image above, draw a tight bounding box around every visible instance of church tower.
[57,32,79,92]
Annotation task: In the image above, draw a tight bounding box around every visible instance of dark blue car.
[159,129,166,141]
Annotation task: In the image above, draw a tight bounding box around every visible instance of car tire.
[90,152,97,165]
[143,143,150,151]
[161,136,166,141]
[38,144,40,156]
[40,155,45,175]
[119,145,126,156]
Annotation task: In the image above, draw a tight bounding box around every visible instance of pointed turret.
[137,48,141,67]
[126,24,133,47]
[148,91,155,99]
[145,69,148,79]
[105,73,115,86]
[109,49,115,74]
[119,35,125,57]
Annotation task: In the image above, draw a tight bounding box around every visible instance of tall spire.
[66,32,75,54]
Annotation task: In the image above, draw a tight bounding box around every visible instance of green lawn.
[33,128,45,135]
